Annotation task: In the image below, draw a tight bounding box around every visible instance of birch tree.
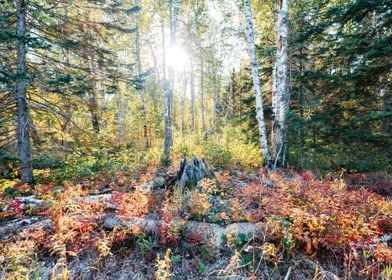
[271,0,289,169]
[243,0,271,167]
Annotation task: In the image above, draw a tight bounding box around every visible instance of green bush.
[172,125,262,170]
[32,154,65,170]
[201,142,232,166]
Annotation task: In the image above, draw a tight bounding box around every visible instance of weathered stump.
[177,156,214,188]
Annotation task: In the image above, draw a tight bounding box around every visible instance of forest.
[0,0,391,279]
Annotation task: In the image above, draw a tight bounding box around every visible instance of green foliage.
[172,125,262,170]
[136,234,158,257]
[32,153,65,170]
[41,147,155,184]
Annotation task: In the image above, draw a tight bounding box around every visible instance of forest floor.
[0,157,391,279]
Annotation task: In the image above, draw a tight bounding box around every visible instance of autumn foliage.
[0,167,391,279]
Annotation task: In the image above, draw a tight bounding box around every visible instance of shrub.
[172,125,262,170]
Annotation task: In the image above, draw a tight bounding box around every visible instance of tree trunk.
[299,46,305,169]
[200,53,206,132]
[243,0,272,168]
[190,59,196,132]
[213,73,220,132]
[180,72,187,135]
[115,89,125,142]
[177,156,214,188]
[86,49,100,133]
[15,0,33,184]
[271,0,290,170]
[163,0,179,158]
[224,72,235,127]
[134,0,149,149]
[379,73,391,134]
[103,215,273,249]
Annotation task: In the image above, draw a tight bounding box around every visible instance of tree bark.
[299,46,305,169]
[16,0,33,184]
[134,0,149,149]
[213,74,220,132]
[180,72,187,135]
[103,215,273,249]
[115,89,125,142]
[163,0,179,158]
[177,156,214,188]
[271,0,290,169]
[86,48,100,133]
[379,73,391,134]
[243,0,272,168]
[200,52,206,132]
[190,59,196,132]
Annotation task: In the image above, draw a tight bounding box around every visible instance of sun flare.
[166,45,189,71]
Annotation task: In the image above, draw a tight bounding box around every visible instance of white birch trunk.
[243,0,272,167]
[16,0,33,184]
[271,0,289,169]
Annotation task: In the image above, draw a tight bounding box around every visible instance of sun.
[166,45,189,71]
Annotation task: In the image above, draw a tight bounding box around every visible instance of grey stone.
[103,216,121,230]
[152,176,165,188]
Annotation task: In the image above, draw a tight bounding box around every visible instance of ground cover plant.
[0,150,391,279]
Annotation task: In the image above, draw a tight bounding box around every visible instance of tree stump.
[177,156,214,188]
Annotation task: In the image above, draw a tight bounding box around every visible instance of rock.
[139,183,152,191]
[85,193,112,202]
[379,234,392,246]
[177,156,214,188]
[152,176,165,188]
[85,193,118,211]
[18,195,43,205]
[103,216,121,230]
[136,177,166,191]
[234,179,248,188]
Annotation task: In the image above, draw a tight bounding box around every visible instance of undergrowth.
[0,164,390,279]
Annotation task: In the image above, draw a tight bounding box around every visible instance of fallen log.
[0,212,274,250]
[102,215,274,248]
[0,217,52,241]
[2,195,44,212]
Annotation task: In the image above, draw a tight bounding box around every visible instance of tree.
[1,0,139,181]
[271,0,290,169]
[134,0,149,149]
[163,0,179,159]
[15,0,33,184]
[243,0,272,168]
